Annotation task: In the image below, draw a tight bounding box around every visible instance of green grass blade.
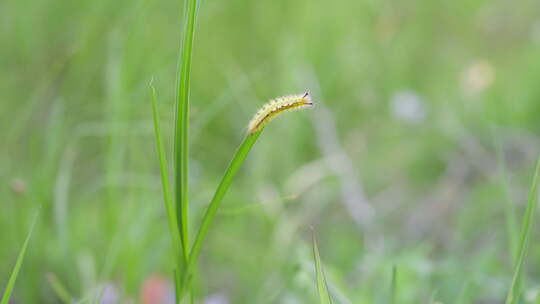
[312,231,333,304]
[178,131,262,298]
[389,265,397,304]
[150,82,182,261]
[1,210,39,304]
[505,154,540,304]
[173,0,199,263]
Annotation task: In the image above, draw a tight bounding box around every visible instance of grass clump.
[150,0,314,300]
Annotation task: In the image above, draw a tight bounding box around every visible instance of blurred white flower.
[460,60,495,95]
[390,90,427,124]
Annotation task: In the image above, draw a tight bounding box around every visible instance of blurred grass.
[2,0,540,302]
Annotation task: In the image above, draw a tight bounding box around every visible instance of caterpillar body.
[248,93,314,134]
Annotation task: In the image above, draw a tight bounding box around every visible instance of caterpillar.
[247,92,314,134]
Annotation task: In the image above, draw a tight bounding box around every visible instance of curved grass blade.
[178,131,261,299]
[505,154,540,304]
[312,230,333,304]
[176,94,312,300]
[1,209,40,304]
[173,0,199,263]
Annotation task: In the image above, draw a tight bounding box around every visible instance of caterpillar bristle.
[247,93,314,134]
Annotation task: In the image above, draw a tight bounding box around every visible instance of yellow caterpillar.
[248,93,314,134]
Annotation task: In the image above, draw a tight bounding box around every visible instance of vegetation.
[2,0,540,302]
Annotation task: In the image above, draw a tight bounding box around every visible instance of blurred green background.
[2,0,540,302]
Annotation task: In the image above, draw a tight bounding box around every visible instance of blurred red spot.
[140,275,174,304]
